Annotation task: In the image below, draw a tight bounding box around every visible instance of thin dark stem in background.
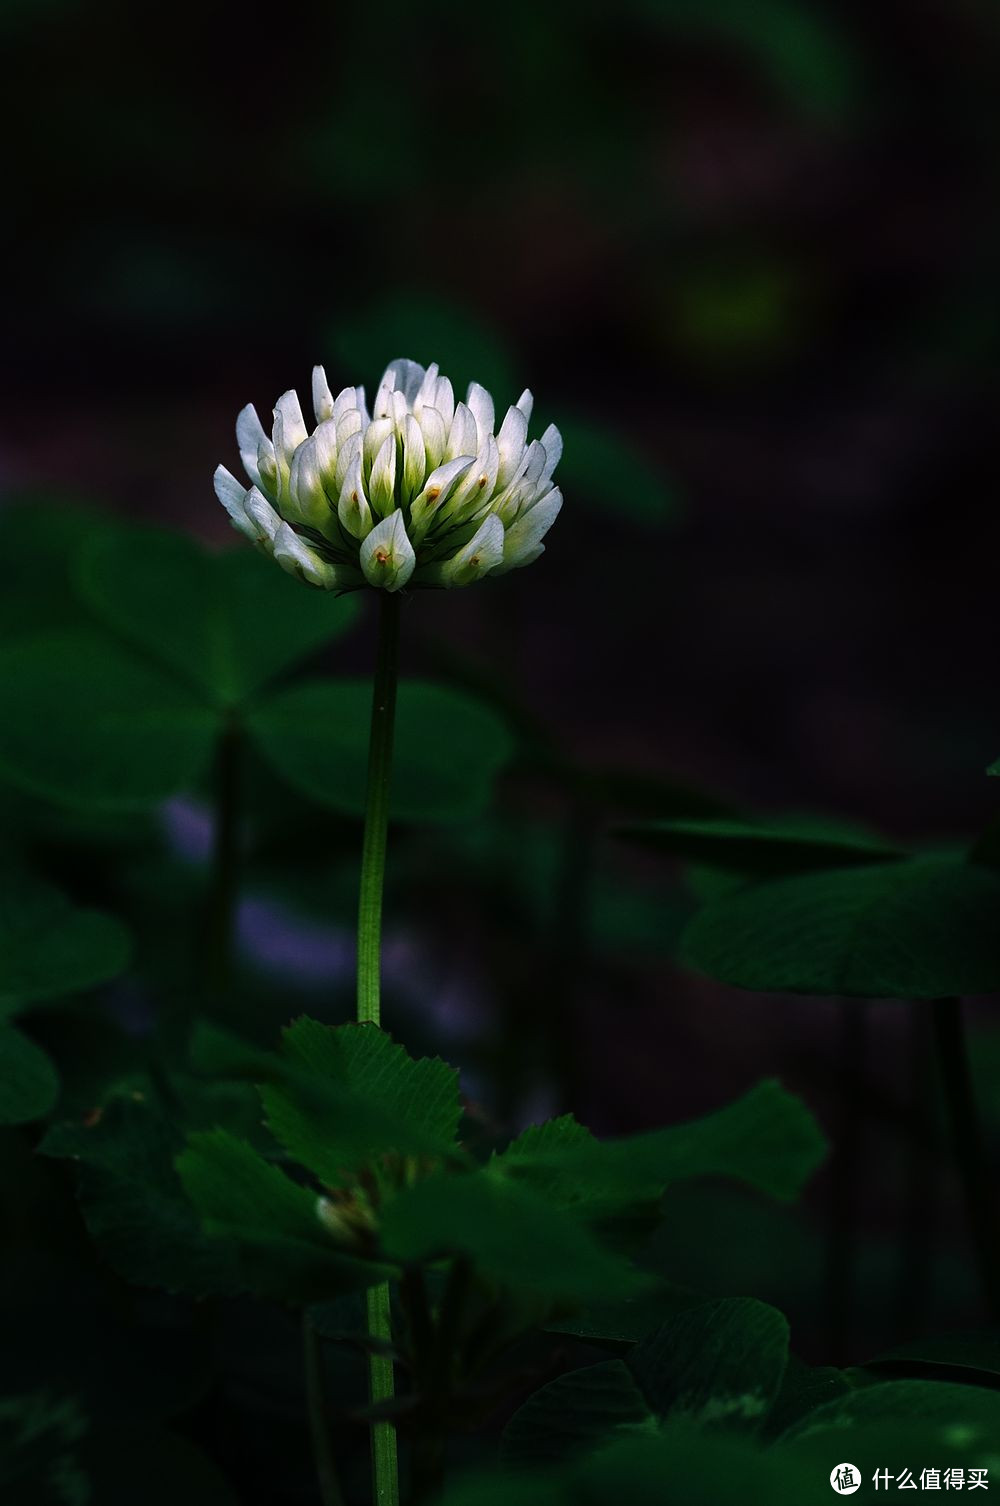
[356,591,402,1506]
[544,792,596,1119]
[410,1258,472,1503]
[895,1007,936,1337]
[931,996,1000,1320]
[303,1314,347,1506]
[205,717,242,1002]
[825,1000,868,1366]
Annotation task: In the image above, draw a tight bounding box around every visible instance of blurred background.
[4,0,1000,1498]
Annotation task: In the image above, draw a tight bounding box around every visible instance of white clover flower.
[214,358,563,592]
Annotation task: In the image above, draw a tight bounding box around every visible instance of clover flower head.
[214,358,563,592]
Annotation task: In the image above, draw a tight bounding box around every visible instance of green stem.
[357,593,401,1025]
[303,1314,347,1506]
[931,997,1000,1319]
[357,592,402,1506]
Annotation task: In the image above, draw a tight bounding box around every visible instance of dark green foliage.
[77,527,360,706]
[0,1024,60,1124]
[618,814,903,875]
[0,631,218,808]
[248,679,515,821]
[503,1298,789,1464]
[681,854,1000,997]
[0,872,131,1018]
[0,1392,89,1506]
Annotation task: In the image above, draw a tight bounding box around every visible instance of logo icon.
[831,1464,861,1495]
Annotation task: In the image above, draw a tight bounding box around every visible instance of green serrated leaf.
[380,1171,649,1304]
[77,527,359,706]
[0,1026,59,1124]
[0,873,131,1018]
[681,854,1000,998]
[247,678,515,821]
[265,1018,462,1170]
[0,632,217,809]
[494,1080,826,1209]
[176,1128,390,1300]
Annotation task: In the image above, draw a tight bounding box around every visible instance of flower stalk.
[358,590,402,1506]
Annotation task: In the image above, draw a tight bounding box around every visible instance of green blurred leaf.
[779,1377,1000,1440]
[248,678,515,821]
[0,632,217,808]
[41,1097,237,1296]
[331,293,515,401]
[444,1425,818,1506]
[681,855,1000,998]
[0,1026,59,1124]
[261,1018,462,1179]
[505,1298,788,1465]
[0,494,113,642]
[630,0,863,127]
[0,873,130,1018]
[494,1080,826,1208]
[380,1172,649,1304]
[78,528,359,706]
[551,416,680,526]
[762,1356,851,1439]
[0,1392,89,1506]
[617,815,902,875]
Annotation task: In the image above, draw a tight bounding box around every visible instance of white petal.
[243,486,282,545]
[237,404,271,491]
[538,423,563,486]
[417,406,447,470]
[312,417,339,480]
[336,408,363,448]
[441,434,500,523]
[446,402,478,461]
[273,390,309,462]
[337,455,373,540]
[496,404,528,487]
[334,430,362,492]
[408,455,476,540]
[492,488,562,575]
[312,366,335,424]
[214,464,248,524]
[433,375,455,429]
[363,416,395,471]
[333,385,362,423]
[466,381,495,444]
[516,388,534,426]
[413,362,440,417]
[288,437,336,534]
[439,513,505,588]
[360,510,416,592]
[368,432,397,516]
[383,358,426,406]
[272,523,338,589]
[371,367,397,420]
[402,414,426,504]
